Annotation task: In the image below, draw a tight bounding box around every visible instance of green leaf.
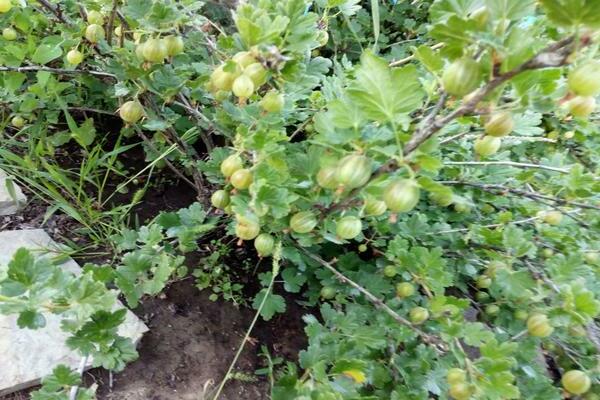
[502,226,536,257]
[540,0,600,27]
[250,179,298,219]
[330,0,362,16]
[39,365,81,391]
[281,267,307,293]
[430,0,485,22]
[122,0,153,20]
[494,269,535,300]
[17,310,47,329]
[430,16,479,51]
[326,98,365,130]
[347,52,424,124]
[370,0,380,48]
[253,289,286,321]
[32,44,63,65]
[413,45,445,73]
[462,322,495,346]
[485,0,536,20]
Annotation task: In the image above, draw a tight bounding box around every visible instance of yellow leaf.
[342,369,366,384]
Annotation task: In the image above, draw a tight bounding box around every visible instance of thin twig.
[136,129,199,192]
[68,107,116,116]
[389,42,445,67]
[36,0,71,24]
[432,216,540,235]
[443,161,570,174]
[0,66,117,79]
[441,181,600,211]
[403,36,576,155]
[442,134,558,144]
[106,0,120,45]
[68,355,89,400]
[303,250,447,353]
[211,244,282,400]
[174,94,215,151]
[319,37,578,220]
[142,95,206,188]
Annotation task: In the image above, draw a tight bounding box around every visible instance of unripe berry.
[290,211,318,234]
[232,74,254,98]
[561,370,591,395]
[164,35,184,56]
[142,38,168,63]
[3,27,17,41]
[85,24,105,43]
[527,314,554,337]
[446,368,467,385]
[567,96,596,118]
[383,265,397,278]
[230,169,253,190]
[220,154,243,178]
[474,136,501,157]
[87,10,104,25]
[66,49,84,66]
[0,0,12,13]
[383,179,420,213]
[484,111,514,137]
[396,282,415,298]
[260,91,284,113]
[442,58,482,97]
[568,61,600,96]
[119,101,144,124]
[210,190,230,209]
[11,116,25,128]
[409,307,429,324]
[254,233,275,257]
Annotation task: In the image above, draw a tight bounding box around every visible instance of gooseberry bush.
[1,0,600,399]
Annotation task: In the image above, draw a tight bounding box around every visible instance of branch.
[403,36,576,155]
[443,161,570,174]
[136,129,200,193]
[389,42,445,67]
[68,355,89,400]
[0,66,117,79]
[36,0,71,24]
[524,260,600,353]
[317,37,578,220]
[303,250,447,353]
[440,133,558,145]
[142,95,206,189]
[441,181,600,211]
[106,0,120,45]
[432,216,540,235]
[68,107,116,116]
[174,94,215,151]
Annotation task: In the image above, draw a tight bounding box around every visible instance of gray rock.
[0,169,26,216]
[0,229,148,396]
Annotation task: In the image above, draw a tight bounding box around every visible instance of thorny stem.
[211,243,282,400]
[319,36,579,220]
[0,66,117,79]
[136,129,200,192]
[442,161,570,174]
[106,0,120,45]
[68,355,89,400]
[36,0,71,24]
[302,249,447,353]
[441,181,600,211]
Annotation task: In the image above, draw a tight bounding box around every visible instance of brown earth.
[1,178,309,400]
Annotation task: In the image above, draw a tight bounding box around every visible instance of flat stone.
[0,229,148,396]
[0,169,26,216]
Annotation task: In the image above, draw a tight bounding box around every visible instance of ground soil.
[1,179,309,400]
[89,279,308,400]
